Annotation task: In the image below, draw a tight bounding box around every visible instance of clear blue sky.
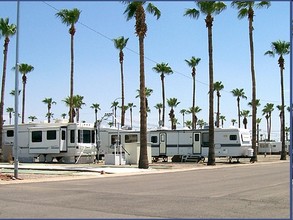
[0,1,290,141]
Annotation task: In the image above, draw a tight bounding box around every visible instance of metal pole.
[14,0,20,179]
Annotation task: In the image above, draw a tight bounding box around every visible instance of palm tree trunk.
[120,54,125,127]
[161,75,165,127]
[237,97,240,128]
[206,15,215,166]
[280,62,286,160]
[69,32,74,123]
[216,93,220,128]
[192,75,195,129]
[21,76,26,124]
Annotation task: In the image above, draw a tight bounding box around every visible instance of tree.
[28,115,37,122]
[179,109,187,128]
[262,103,274,141]
[124,2,160,169]
[231,119,237,126]
[231,88,247,128]
[256,118,262,153]
[231,1,271,163]
[219,115,226,128]
[136,87,153,117]
[184,1,226,165]
[185,120,192,129]
[91,103,101,124]
[0,18,16,155]
[152,62,173,127]
[42,98,56,123]
[111,101,119,127]
[16,63,34,124]
[127,103,136,129]
[56,8,81,123]
[185,56,201,129]
[73,95,85,123]
[197,119,205,129]
[167,97,180,130]
[240,110,250,129]
[61,113,67,119]
[154,103,163,127]
[264,40,290,160]
[113,36,129,127]
[6,107,13,125]
[187,106,202,129]
[285,126,290,141]
[213,81,224,128]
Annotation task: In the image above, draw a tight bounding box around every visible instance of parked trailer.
[98,127,253,163]
[2,122,97,163]
[258,141,290,155]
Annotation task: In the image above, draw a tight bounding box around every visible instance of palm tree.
[127,103,136,129]
[185,56,201,129]
[6,107,13,125]
[231,88,247,128]
[152,62,173,127]
[264,40,290,160]
[240,110,250,129]
[61,113,66,119]
[184,1,226,166]
[231,119,237,126]
[111,101,119,127]
[16,63,34,124]
[113,36,129,127]
[187,106,202,129]
[276,104,285,144]
[56,8,81,123]
[136,87,153,117]
[256,118,262,151]
[285,126,290,141]
[73,95,85,123]
[262,103,274,141]
[10,89,21,96]
[91,103,101,124]
[231,1,271,163]
[197,119,205,129]
[42,98,56,123]
[0,18,16,153]
[28,115,37,122]
[213,81,224,128]
[219,115,226,128]
[167,98,180,130]
[154,103,163,126]
[179,109,187,127]
[185,120,192,129]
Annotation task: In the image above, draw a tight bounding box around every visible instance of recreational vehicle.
[2,121,97,163]
[258,141,290,155]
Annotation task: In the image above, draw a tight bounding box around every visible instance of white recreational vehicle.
[2,121,97,163]
[98,127,253,163]
[258,141,290,155]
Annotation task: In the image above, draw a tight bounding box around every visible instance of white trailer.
[2,122,97,163]
[258,141,289,155]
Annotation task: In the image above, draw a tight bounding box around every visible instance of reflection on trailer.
[2,122,97,163]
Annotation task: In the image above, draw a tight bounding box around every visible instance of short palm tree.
[179,109,187,128]
[6,107,14,125]
[167,98,180,130]
[154,103,163,126]
[91,103,101,124]
[231,119,237,127]
[111,101,119,127]
[187,106,202,129]
[127,103,136,129]
[184,1,226,166]
[264,40,290,160]
[185,120,192,129]
[262,103,274,141]
[16,63,34,124]
[256,118,262,149]
[73,95,85,123]
[231,88,247,128]
[42,98,56,123]
[152,62,173,127]
[197,119,205,129]
[0,18,16,151]
[219,115,226,128]
[240,110,250,129]
[185,56,201,129]
[61,113,67,119]
[113,36,129,127]
[285,126,290,141]
[56,8,81,123]
[213,81,224,128]
[28,115,37,122]
[136,87,153,118]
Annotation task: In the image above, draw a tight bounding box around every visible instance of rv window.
[230,135,237,141]
[194,134,200,142]
[160,134,165,142]
[111,135,121,145]
[70,130,75,143]
[62,130,66,140]
[47,130,56,140]
[32,131,42,142]
[202,133,209,147]
[151,136,158,143]
[7,130,14,137]
[91,130,95,143]
[81,130,91,143]
[125,134,138,143]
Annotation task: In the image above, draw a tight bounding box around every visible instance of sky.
[0,1,291,141]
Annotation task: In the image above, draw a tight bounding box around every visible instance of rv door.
[193,133,201,154]
[60,128,67,152]
[159,132,167,155]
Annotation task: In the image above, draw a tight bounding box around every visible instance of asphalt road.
[0,161,290,219]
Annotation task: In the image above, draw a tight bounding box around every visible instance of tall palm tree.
[167,98,180,130]
[91,103,101,124]
[184,1,226,165]
[185,56,201,129]
[213,81,224,128]
[127,103,136,129]
[113,36,129,127]
[154,103,163,126]
[232,1,271,162]
[42,98,56,123]
[6,107,14,125]
[111,101,119,127]
[264,40,290,160]
[56,8,81,123]
[231,88,247,128]
[262,103,274,141]
[152,62,173,127]
[0,18,16,154]
[179,109,187,128]
[240,110,250,129]
[219,115,226,128]
[187,106,202,129]
[124,2,160,169]
[16,63,34,124]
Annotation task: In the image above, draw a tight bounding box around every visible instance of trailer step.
[181,155,204,163]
